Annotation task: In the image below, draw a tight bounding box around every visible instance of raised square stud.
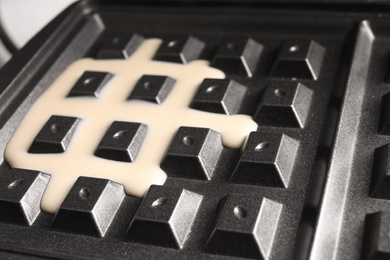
[154,36,205,64]
[211,38,263,77]
[378,92,390,135]
[270,39,325,80]
[254,82,313,128]
[206,194,282,259]
[51,177,125,237]
[67,71,113,98]
[160,127,223,180]
[370,144,390,199]
[28,115,81,154]
[128,75,176,104]
[0,169,50,226]
[229,131,299,188]
[124,185,203,249]
[94,121,148,162]
[363,212,390,260]
[96,33,145,59]
[190,78,247,115]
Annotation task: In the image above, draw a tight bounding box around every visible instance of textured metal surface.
[311,20,390,260]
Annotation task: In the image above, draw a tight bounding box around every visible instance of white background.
[0,0,76,65]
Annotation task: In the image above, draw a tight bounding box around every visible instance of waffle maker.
[0,1,389,259]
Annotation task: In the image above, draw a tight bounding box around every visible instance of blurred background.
[0,0,76,67]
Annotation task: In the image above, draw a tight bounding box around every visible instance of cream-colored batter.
[4,39,258,213]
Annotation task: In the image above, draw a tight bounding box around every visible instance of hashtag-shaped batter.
[5,39,258,213]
